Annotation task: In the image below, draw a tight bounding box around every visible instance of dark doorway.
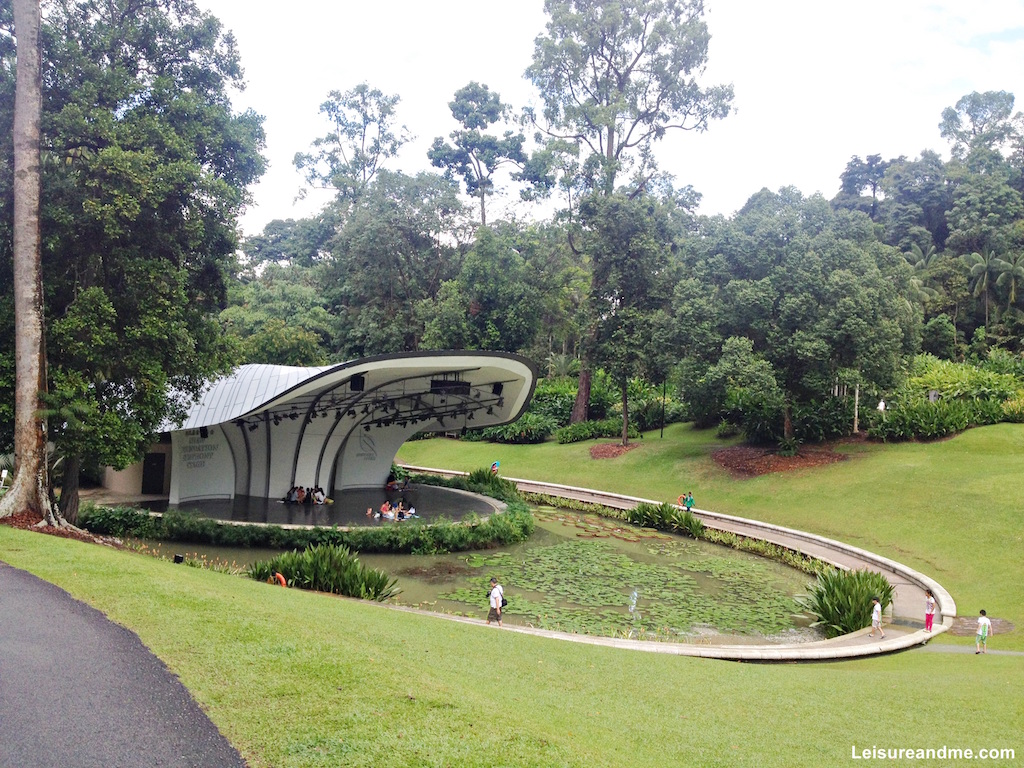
[141,453,166,495]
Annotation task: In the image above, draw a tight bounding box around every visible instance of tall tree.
[428,82,526,226]
[965,249,1000,331]
[676,190,918,441]
[420,225,541,352]
[525,0,732,421]
[0,0,55,522]
[835,154,893,220]
[579,193,674,443]
[939,91,1018,160]
[1,0,266,521]
[294,84,410,201]
[323,170,470,358]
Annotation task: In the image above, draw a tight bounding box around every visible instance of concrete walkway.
[403,465,958,661]
[0,562,245,768]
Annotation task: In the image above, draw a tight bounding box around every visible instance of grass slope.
[1,423,1021,766]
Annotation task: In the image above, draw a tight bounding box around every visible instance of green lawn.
[1,424,1022,767]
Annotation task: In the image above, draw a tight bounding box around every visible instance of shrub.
[625,395,687,431]
[791,397,856,443]
[248,543,400,600]
[555,417,640,444]
[622,502,705,539]
[478,412,557,444]
[715,420,741,439]
[529,376,579,426]
[796,569,895,639]
[776,436,802,457]
[1001,393,1024,423]
[80,475,535,555]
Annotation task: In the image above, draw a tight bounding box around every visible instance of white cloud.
[201,0,1024,234]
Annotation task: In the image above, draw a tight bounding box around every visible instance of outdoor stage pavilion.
[104,351,537,512]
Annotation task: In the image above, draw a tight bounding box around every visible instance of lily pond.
[146,506,821,645]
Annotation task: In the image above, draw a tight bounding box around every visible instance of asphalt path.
[0,561,246,768]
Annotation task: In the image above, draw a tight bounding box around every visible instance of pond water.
[140,506,821,645]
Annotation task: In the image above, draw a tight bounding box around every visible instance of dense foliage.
[0,0,266,519]
[796,569,896,639]
[9,0,1024,507]
[80,503,534,555]
[248,544,399,601]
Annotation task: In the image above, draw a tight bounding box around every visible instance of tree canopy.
[0,0,266,519]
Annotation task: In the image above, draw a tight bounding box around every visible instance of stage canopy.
[161,351,536,504]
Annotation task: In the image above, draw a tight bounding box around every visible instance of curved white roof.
[167,352,537,432]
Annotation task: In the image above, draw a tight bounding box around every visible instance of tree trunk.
[0,0,57,524]
[60,454,81,524]
[570,366,591,424]
[620,378,629,446]
[853,383,860,434]
[479,189,487,227]
[783,402,794,440]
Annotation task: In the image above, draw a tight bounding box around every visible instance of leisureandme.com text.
[852,745,1016,761]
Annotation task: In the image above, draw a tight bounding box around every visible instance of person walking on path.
[976,610,992,654]
[868,597,886,638]
[684,492,694,512]
[924,590,937,632]
[487,577,504,627]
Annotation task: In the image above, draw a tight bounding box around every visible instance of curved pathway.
[0,562,246,768]
[403,465,958,661]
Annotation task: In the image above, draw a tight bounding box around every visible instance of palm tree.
[965,249,1000,332]
[906,242,938,270]
[995,250,1024,310]
[905,243,940,306]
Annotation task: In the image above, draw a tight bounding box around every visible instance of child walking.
[868,597,886,639]
[924,590,936,632]
[976,610,992,654]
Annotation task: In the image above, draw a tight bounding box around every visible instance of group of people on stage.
[366,499,417,521]
[283,485,327,505]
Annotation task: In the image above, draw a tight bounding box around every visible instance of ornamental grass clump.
[624,501,705,539]
[248,543,399,601]
[796,568,895,639]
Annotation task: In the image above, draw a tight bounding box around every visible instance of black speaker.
[199,426,209,439]
[491,382,503,396]
[350,374,365,392]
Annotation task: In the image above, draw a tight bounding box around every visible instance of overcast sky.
[199,0,1024,237]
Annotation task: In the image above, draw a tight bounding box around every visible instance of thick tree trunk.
[620,379,629,446]
[59,454,81,524]
[0,0,57,524]
[570,366,591,424]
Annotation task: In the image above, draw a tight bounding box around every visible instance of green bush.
[529,376,579,426]
[248,543,399,600]
[622,502,705,539]
[791,397,856,443]
[478,412,558,444]
[624,395,687,431]
[907,354,1019,401]
[715,420,741,439]
[80,472,535,555]
[555,417,640,444]
[796,569,895,639]
[1001,394,1024,423]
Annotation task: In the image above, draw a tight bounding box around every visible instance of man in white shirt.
[976,610,992,654]
[487,577,504,627]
